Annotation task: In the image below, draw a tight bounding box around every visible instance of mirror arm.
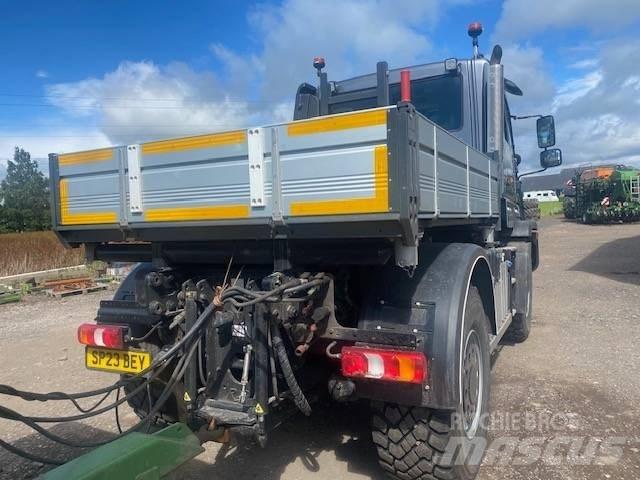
[510,114,544,120]
[518,167,547,179]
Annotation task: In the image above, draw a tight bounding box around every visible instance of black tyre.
[111,266,187,426]
[122,340,187,426]
[371,286,491,480]
[523,199,540,220]
[504,243,533,343]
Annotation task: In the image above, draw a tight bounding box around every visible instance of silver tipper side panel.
[51,105,499,241]
[416,113,499,219]
[247,128,266,208]
[126,144,143,214]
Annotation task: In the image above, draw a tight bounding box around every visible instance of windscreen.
[329,74,463,131]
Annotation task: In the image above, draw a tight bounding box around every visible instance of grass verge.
[539,200,563,217]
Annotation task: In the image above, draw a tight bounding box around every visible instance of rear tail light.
[78,323,126,349]
[341,346,427,384]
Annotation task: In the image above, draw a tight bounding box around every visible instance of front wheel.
[371,286,491,480]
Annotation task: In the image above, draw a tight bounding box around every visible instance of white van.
[523,190,559,203]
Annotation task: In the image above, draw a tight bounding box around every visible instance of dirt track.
[1,218,639,479]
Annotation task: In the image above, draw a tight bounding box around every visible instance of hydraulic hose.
[0,301,217,406]
[0,338,200,450]
[269,321,311,416]
[0,437,64,465]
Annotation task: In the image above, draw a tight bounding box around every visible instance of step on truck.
[50,24,561,480]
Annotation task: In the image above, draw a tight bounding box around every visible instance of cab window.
[330,74,463,131]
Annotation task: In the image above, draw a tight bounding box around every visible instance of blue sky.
[1,0,639,176]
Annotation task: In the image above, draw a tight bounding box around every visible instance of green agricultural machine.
[564,165,640,224]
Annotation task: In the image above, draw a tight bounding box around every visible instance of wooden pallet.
[46,283,107,298]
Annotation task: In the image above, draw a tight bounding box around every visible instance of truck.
[49,24,561,480]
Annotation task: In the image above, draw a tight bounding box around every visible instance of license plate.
[85,347,152,374]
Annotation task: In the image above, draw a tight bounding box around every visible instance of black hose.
[5,309,210,424]
[269,321,311,416]
[222,280,300,308]
[0,405,112,448]
[0,339,199,452]
[115,387,123,434]
[0,437,65,465]
[0,301,216,405]
[12,352,174,423]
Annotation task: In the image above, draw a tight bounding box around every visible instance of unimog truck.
[50,24,561,480]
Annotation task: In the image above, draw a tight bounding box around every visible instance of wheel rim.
[462,329,483,439]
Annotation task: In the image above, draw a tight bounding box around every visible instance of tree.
[0,147,50,232]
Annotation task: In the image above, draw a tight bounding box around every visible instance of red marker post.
[400,69,411,103]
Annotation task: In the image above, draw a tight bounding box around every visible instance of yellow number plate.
[85,347,152,374]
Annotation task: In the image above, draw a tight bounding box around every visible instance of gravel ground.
[1,219,639,479]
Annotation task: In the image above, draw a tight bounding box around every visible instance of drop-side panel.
[436,129,467,216]
[416,119,436,215]
[51,108,398,242]
[56,148,120,226]
[50,106,499,246]
[130,130,273,224]
[415,113,496,219]
[277,109,390,218]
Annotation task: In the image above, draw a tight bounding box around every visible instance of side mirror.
[540,148,562,169]
[536,115,556,148]
[514,153,521,166]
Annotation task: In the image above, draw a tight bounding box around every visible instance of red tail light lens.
[341,346,427,384]
[78,323,126,349]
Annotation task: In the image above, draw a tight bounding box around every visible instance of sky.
[1,0,639,178]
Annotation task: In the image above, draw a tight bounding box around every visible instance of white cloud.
[8,0,638,177]
[45,61,261,145]
[0,128,110,179]
[502,45,555,107]
[568,59,598,70]
[39,0,439,148]
[248,0,437,99]
[552,71,602,110]
[35,70,49,79]
[510,37,640,170]
[495,0,640,40]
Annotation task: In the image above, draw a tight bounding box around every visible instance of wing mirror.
[514,153,521,166]
[536,115,556,148]
[540,148,562,169]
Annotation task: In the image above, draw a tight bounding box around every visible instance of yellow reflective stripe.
[287,109,387,136]
[290,145,389,216]
[58,179,118,225]
[142,131,246,155]
[58,149,113,166]
[144,204,249,222]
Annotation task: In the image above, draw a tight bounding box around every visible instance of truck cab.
[293,50,535,234]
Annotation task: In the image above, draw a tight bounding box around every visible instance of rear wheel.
[122,340,187,426]
[371,286,491,480]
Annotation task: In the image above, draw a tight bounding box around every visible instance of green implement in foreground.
[41,423,204,480]
[0,291,21,304]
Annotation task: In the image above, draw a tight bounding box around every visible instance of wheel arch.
[469,257,497,336]
[357,242,495,410]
